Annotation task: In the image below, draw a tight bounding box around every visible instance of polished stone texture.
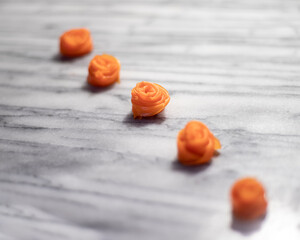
[0,0,299,239]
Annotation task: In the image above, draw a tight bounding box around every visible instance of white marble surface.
[0,0,300,239]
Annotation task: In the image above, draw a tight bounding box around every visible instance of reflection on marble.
[0,0,300,239]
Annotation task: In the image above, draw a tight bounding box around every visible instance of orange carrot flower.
[87,54,121,87]
[177,121,221,165]
[60,28,93,57]
[231,177,268,220]
[131,81,170,118]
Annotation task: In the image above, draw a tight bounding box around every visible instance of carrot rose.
[60,28,93,57]
[131,81,170,118]
[231,177,268,220]
[87,54,121,87]
[177,121,221,165]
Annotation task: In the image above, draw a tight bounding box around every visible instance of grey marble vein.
[0,0,300,239]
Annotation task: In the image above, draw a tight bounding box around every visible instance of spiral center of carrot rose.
[66,30,88,46]
[177,120,220,165]
[72,33,84,42]
[144,85,155,94]
[237,182,264,202]
[87,54,120,87]
[231,177,267,220]
[185,122,210,152]
[131,81,170,118]
[60,28,93,57]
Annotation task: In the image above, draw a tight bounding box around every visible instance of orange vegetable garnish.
[60,28,93,57]
[231,177,268,220]
[177,121,221,165]
[87,54,121,87]
[131,81,170,118]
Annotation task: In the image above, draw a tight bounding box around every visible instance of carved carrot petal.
[131,81,170,118]
[60,28,93,57]
[87,54,121,87]
[177,120,221,165]
[231,177,268,220]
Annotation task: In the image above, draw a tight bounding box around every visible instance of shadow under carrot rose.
[122,112,166,127]
[171,160,211,175]
[81,82,116,94]
[230,214,266,235]
[52,53,88,62]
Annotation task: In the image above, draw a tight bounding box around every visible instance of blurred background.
[0,0,299,239]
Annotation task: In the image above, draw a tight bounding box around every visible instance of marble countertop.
[0,0,299,239]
